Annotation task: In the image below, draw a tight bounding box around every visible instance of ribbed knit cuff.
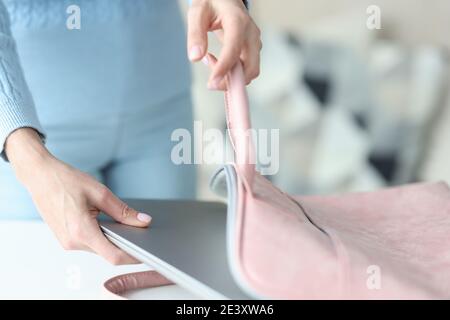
[0,98,46,162]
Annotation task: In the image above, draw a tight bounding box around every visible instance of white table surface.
[0,221,199,300]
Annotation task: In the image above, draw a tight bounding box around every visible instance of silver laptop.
[99,199,251,299]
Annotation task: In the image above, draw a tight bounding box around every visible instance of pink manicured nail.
[208,77,222,90]
[137,212,152,223]
[189,45,202,61]
[202,56,209,66]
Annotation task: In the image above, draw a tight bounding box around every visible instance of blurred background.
[179,0,450,199]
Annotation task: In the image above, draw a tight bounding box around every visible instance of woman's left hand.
[187,0,262,90]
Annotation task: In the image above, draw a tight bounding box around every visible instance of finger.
[93,187,152,228]
[202,53,227,90]
[202,52,217,67]
[58,234,92,252]
[187,3,211,62]
[209,15,247,89]
[86,221,140,265]
[241,38,261,85]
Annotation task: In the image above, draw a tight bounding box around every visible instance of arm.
[0,1,151,265]
[0,0,45,160]
[6,128,151,265]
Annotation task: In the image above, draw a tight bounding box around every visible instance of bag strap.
[224,62,256,189]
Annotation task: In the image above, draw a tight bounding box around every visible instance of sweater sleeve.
[0,0,45,161]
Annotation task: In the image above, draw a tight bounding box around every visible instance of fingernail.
[208,77,222,90]
[189,45,202,61]
[137,212,152,223]
[202,56,209,66]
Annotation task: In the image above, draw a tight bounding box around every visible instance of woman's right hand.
[5,128,151,265]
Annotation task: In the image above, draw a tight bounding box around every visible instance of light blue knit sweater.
[0,0,44,160]
[0,0,186,160]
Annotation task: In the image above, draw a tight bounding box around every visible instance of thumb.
[187,4,210,62]
[94,187,152,227]
[202,53,227,90]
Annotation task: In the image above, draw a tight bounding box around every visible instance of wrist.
[5,128,53,184]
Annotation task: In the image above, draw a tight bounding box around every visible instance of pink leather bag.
[104,63,450,299]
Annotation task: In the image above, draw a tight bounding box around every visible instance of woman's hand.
[187,0,262,90]
[5,128,151,265]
